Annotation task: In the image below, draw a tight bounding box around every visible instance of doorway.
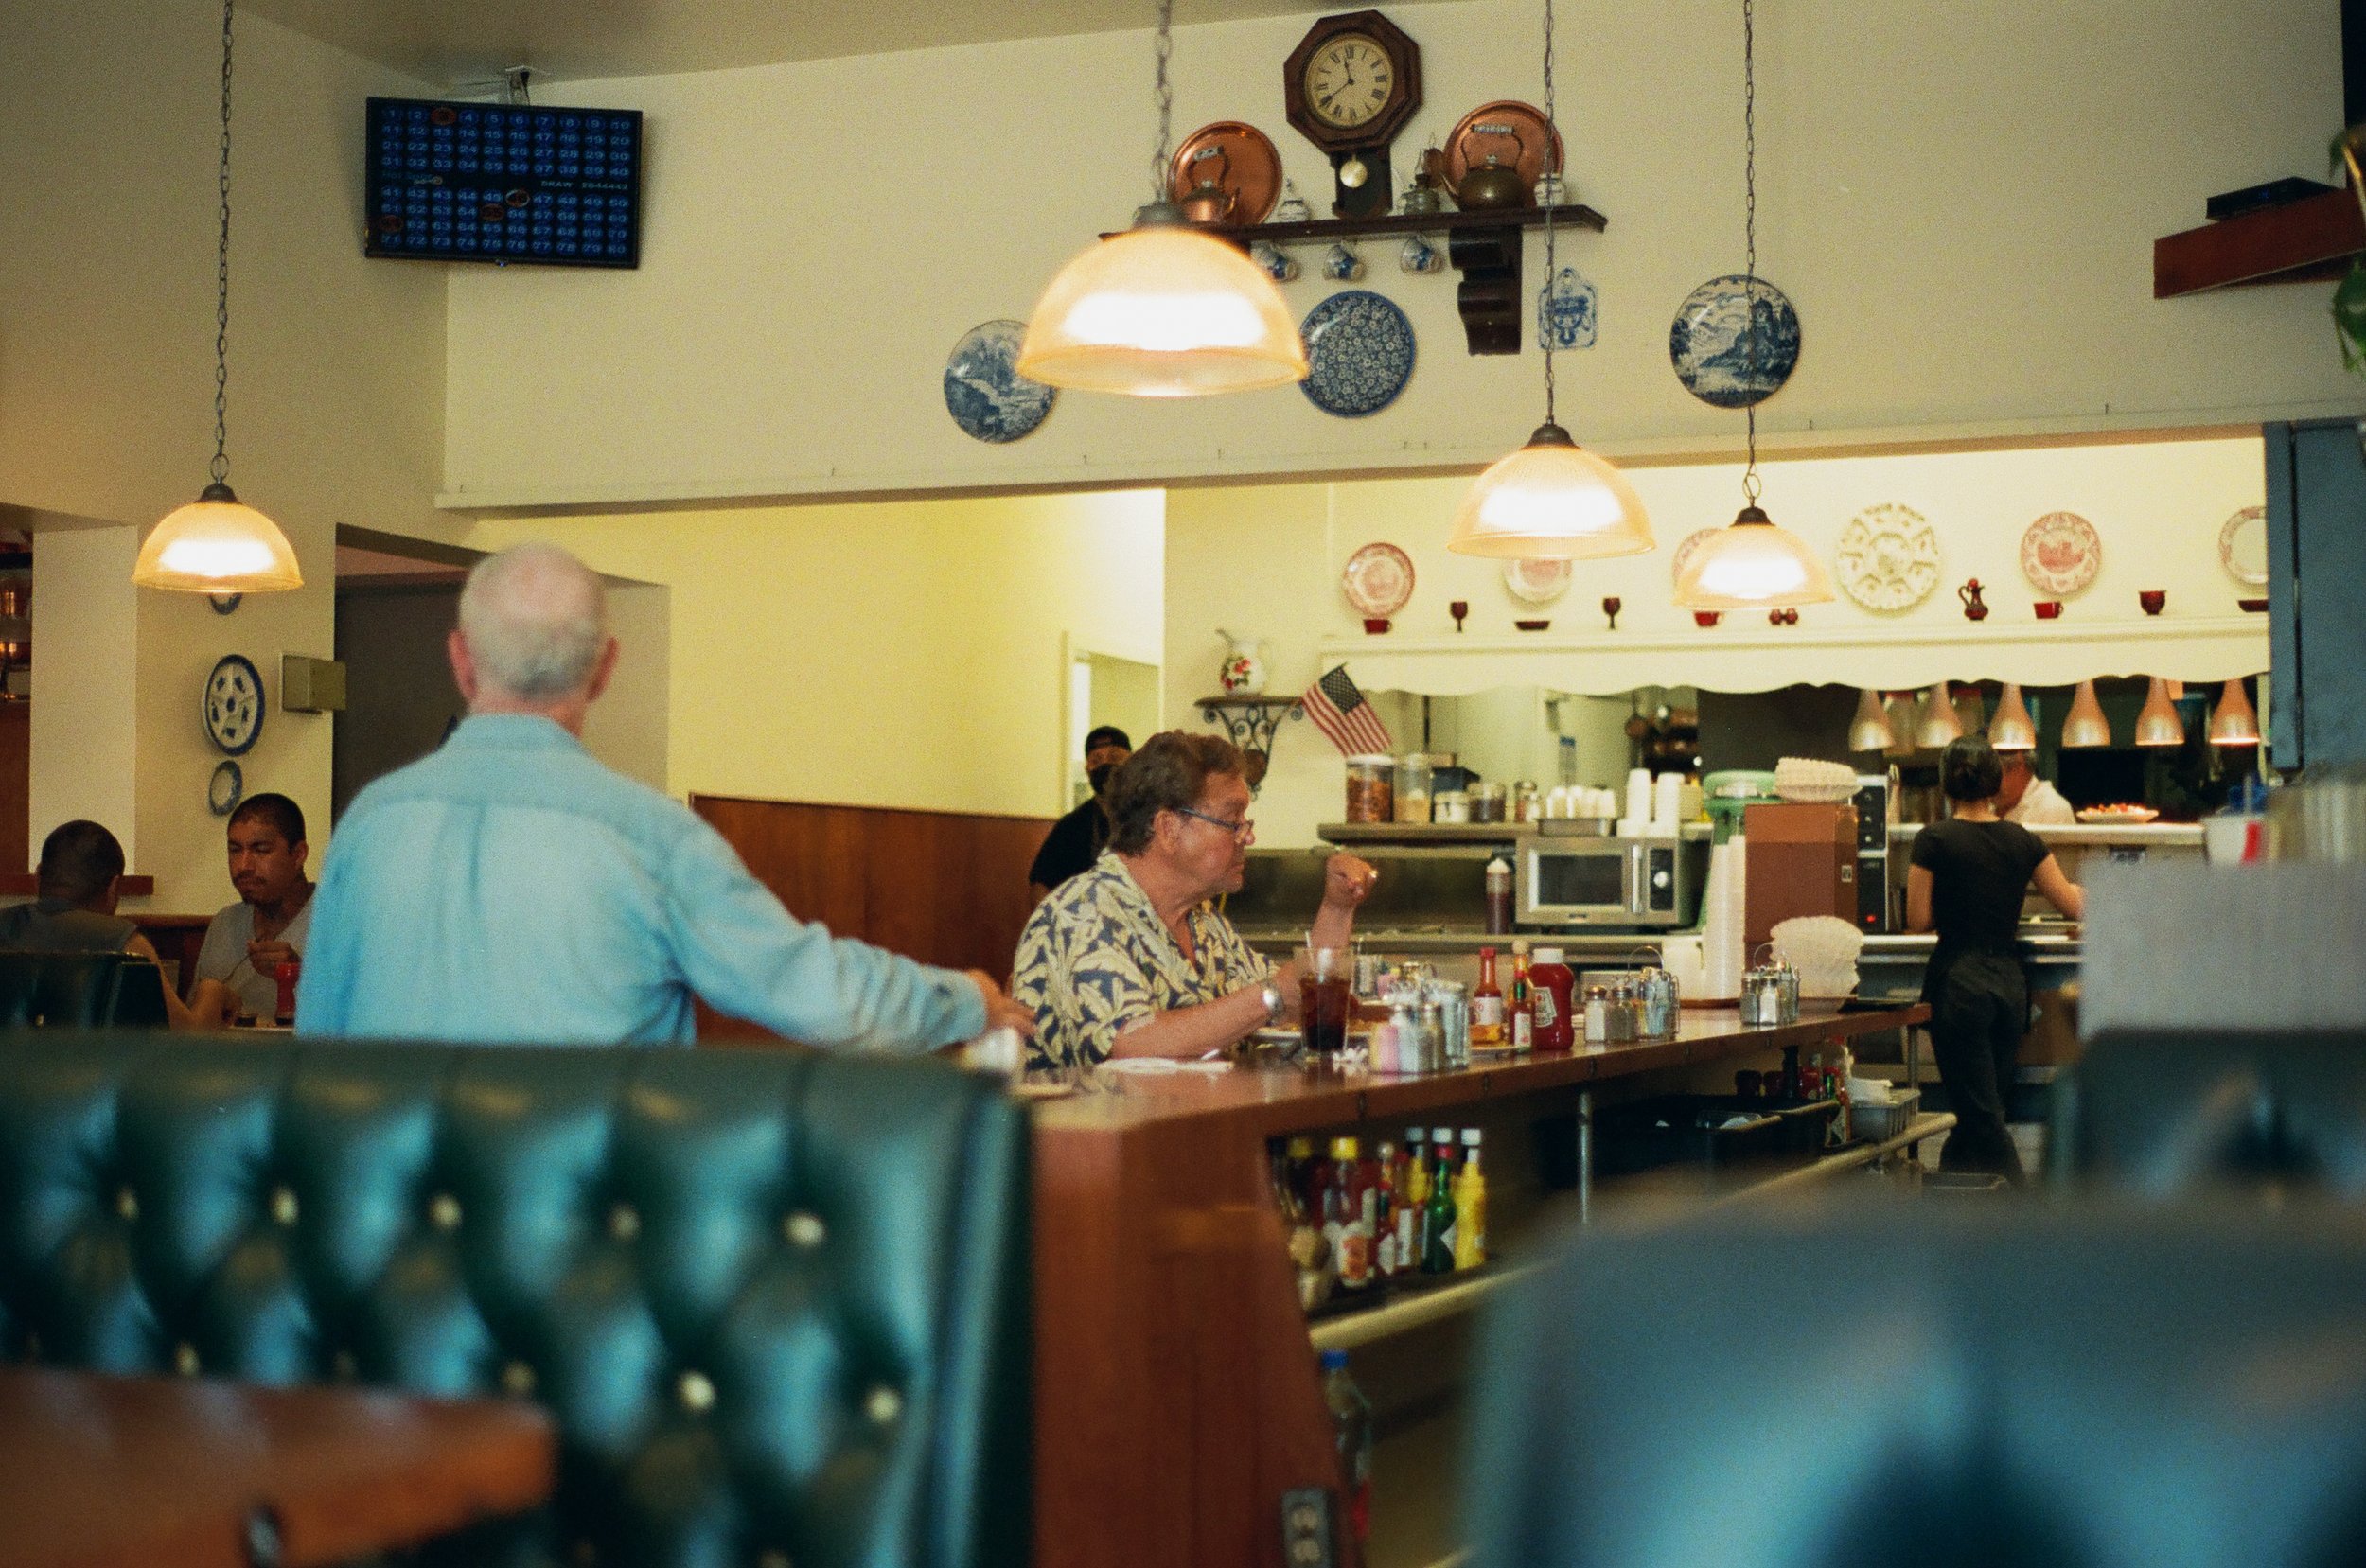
[1066,646,1161,809]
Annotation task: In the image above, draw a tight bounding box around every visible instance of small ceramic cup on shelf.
[1250,238,1298,282]
[1321,241,1365,282]
[1398,235,1442,274]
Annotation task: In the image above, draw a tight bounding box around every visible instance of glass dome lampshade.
[2134,677,2187,748]
[132,482,302,592]
[1015,208,1306,397]
[1670,505,1837,609]
[2207,678,2262,747]
[1447,423,1654,559]
[1915,683,1965,750]
[1847,688,1897,752]
[1988,683,2039,750]
[2059,680,2113,749]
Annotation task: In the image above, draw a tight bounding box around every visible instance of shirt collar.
[444,714,588,754]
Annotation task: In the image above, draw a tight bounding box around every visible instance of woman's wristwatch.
[1259,980,1286,1024]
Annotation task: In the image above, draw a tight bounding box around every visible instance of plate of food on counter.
[2075,804,2160,824]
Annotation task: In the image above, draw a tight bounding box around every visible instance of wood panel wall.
[690,794,1054,1040]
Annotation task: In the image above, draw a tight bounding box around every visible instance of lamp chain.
[1149,0,1174,204]
[1541,0,1558,425]
[211,0,237,485]
[1739,0,1760,505]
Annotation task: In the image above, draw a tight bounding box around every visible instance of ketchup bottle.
[274,959,300,1027]
[1528,947,1578,1052]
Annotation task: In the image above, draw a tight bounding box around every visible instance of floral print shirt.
[1012,852,1275,1071]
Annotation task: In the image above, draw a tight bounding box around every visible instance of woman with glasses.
[1012,731,1376,1071]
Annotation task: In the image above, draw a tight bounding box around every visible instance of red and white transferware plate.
[2020,511,2102,598]
[1342,542,1415,617]
[1503,557,1572,606]
[2218,504,2269,587]
[1669,528,1721,588]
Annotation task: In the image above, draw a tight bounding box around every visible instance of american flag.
[1303,665,1393,756]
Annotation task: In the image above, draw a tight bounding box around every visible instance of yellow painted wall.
[1168,434,2269,847]
[442,0,2347,509]
[468,489,1162,817]
[3,0,450,910]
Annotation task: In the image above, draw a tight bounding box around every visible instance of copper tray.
[1169,121,1282,225]
[1442,99,1565,198]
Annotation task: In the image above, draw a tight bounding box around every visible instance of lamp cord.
[1149,0,1174,204]
[211,0,236,486]
[1739,0,1760,506]
[1541,0,1558,426]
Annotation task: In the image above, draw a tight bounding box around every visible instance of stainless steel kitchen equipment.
[1516,822,1711,928]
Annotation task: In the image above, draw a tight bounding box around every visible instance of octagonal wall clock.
[1284,10,1422,220]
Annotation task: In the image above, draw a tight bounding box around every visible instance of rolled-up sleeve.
[662,819,985,1051]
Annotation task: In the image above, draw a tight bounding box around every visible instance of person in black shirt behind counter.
[1029,726,1133,907]
[1907,736,2087,1183]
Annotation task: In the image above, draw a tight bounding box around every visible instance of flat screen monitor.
[364,97,643,269]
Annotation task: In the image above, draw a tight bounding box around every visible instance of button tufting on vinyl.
[678,1370,716,1414]
[174,1343,200,1377]
[332,1349,358,1382]
[270,1186,299,1226]
[430,1192,463,1230]
[609,1203,640,1240]
[757,1552,791,1568]
[865,1384,903,1426]
[503,1360,537,1397]
[784,1210,825,1248]
[115,1188,138,1222]
[572,1540,597,1568]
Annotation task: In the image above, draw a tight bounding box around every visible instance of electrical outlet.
[1280,1487,1335,1568]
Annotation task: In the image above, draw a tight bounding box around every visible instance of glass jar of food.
[1393,755,1433,823]
[1468,782,1507,823]
[1345,754,1395,823]
[1432,789,1471,824]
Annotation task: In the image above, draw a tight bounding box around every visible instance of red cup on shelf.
[2237,597,2269,613]
[2139,590,2166,616]
[1693,610,1722,627]
[2034,601,2062,620]
[1363,617,1392,634]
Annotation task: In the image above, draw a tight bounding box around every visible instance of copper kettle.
[1178,178,1234,224]
[1456,153,1528,212]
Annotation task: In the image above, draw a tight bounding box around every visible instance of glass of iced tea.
[1298,945,1352,1055]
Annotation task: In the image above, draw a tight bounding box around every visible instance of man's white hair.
[458,542,609,700]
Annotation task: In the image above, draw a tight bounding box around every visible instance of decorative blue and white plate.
[1537,264,1598,351]
[1299,291,1416,418]
[944,319,1056,444]
[1669,274,1799,408]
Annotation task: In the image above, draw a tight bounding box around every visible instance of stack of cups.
[1651,772,1683,836]
[1700,836,1747,1002]
[1621,768,1653,836]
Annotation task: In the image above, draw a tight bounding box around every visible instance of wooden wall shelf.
[1105,204,1610,357]
[2154,185,2366,296]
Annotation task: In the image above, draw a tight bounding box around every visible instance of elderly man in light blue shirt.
[300,542,1033,1049]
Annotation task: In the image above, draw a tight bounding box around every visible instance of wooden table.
[0,1366,555,1568]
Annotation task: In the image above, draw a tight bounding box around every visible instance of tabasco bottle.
[1471,947,1505,1048]
[1404,1129,1433,1263]
[1372,1140,1400,1277]
[1508,940,1535,1053]
[1422,1133,1458,1274]
[1331,1137,1374,1291]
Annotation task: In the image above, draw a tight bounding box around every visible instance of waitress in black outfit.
[1906,736,2087,1183]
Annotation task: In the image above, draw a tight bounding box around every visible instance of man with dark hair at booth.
[193,791,314,1023]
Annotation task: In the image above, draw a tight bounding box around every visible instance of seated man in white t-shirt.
[1998,749,2076,826]
[194,793,315,1021]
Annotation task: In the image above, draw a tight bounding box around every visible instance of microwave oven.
[1516,830,1710,928]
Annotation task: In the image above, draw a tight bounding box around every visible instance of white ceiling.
[243,0,1426,87]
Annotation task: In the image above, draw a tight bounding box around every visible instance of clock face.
[203,653,265,756]
[1304,34,1395,130]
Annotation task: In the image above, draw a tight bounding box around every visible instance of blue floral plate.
[1669,274,1799,409]
[1299,290,1415,418]
[944,319,1056,443]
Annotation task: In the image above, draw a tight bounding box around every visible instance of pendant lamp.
[133,0,301,594]
[1988,683,2038,750]
[1448,0,1651,559]
[1847,688,1896,752]
[2060,680,2113,749]
[1670,0,1832,611]
[1915,683,1964,750]
[1016,0,1304,396]
[2133,677,2186,748]
[1882,692,1919,758]
[2207,678,2262,748]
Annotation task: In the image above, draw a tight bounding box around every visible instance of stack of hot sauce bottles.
[1272,1128,1489,1304]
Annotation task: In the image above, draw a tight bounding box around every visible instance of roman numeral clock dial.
[1282,11,1421,219]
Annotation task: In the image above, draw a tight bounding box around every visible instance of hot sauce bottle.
[1508,941,1535,1053]
[1471,947,1505,1048]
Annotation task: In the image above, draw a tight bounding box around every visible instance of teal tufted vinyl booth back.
[0,1034,1032,1568]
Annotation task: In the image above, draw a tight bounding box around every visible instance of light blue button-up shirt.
[297,714,985,1048]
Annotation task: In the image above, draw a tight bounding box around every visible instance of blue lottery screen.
[365,97,643,269]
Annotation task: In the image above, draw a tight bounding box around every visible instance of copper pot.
[1177,178,1234,225]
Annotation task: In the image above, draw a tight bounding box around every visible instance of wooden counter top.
[1031,1005,1930,1140]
